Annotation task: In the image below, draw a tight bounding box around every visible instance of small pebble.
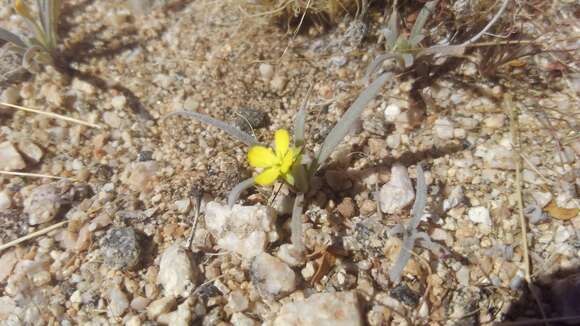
[101,227,142,270]
[158,244,199,297]
[16,140,43,164]
[0,141,26,171]
[251,253,296,300]
[0,190,11,210]
[275,291,363,326]
[24,183,62,225]
[468,207,492,227]
[147,296,176,320]
[111,95,127,110]
[379,164,415,214]
[108,285,129,317]
[434,117,454,139]
[259,63,274,81]
[383,104,401,122]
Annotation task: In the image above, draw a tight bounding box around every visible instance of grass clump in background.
[239,0,364,27]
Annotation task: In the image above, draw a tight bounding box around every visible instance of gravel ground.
[0,0,579,325]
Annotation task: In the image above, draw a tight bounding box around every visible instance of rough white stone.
[477,144,516,170]
[103,111,122,128]
[0,250,18,282]
[231,313,259,326]
[23,183,61,225]
[251,253,296,300]
[443,186,464,211]
[532,191,552,208]
[379,164,415,214]
[0,191,11,210]
[147,296,176,320]
[468,206,491,226]
[226,290,249,313]
[205,202,278,259]
[158,244,199,297]
[383,104,401,122]
[0,141,26,171]
[274,292,362,326]
[276,244,303,266]
[108,285,129,317]
[174,198,190,213]
[434,117,454,139]
[483,114,505,129]
[16,140,43,163]
[555,225,571,244]
[158,298,192,326]
[259,63,274,81]
[457,266,470,286]
[111,95,127,110]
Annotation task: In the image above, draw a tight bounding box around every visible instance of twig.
[462,0,510,46]
[506,94,548,324]
[0,220,68,253]
[0,170,70,180]
[0,102,101,129]
[186,188,204,250]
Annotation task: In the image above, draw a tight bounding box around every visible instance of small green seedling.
[0,0,61,71]
[165,73,393,253]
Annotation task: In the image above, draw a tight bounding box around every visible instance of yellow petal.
[274,129,290,158]
[282,172,295,186]
[248,146,277,168]
[255,167,280,185]
[279,150,295,174]
[14,0,32,19]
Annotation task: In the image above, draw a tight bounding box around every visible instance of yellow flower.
[248,129,301,186]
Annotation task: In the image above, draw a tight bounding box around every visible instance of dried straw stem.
[0,220,68,253]
[0,102,101,129]
[506,94,548,324]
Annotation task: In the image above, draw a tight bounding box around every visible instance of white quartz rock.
[379,164,415,214]
[205,202,278,259]
[251,253,296,300]
[158,244,199,297]
[468,206,492,226]
[274,291,363,326]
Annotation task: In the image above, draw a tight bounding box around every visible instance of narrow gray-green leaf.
[37,0,49,35]
[291,193,305,253]
[164,111,258,146]
[0,28,27,48]
[315,73,392,169]
[364,53,396,82]
[294,84,313,148]
[385,6,398,49]
[227,177,255,208]
[409,0,438,47]
[294,104,307,149]
[409,163,426,231]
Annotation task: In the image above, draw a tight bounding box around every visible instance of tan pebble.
[0,141,26,171]
[359,199,376,216]
[147,296,176,320]
[336,197,357,219]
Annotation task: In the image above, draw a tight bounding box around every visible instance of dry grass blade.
[0,220,68,253]
[506,93,548,324]
[0,102,101,128]
[0,170,69,180]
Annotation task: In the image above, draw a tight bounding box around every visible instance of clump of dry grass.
[239,0,363,26]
